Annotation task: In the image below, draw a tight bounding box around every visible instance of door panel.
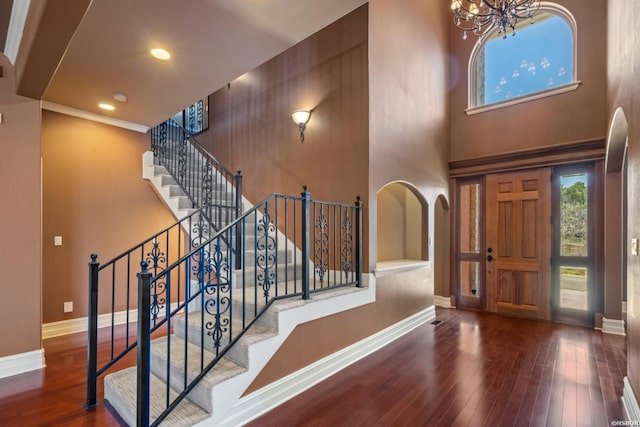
[455,179,485,310]
[486,169,551,320]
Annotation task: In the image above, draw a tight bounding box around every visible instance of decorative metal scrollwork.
[187,103,197,134]
[203,239,230,355]
[202,161,213,211]
[152,121,168,160]
[256,206,277,304]
[145,240,167,322]
[314,205,329,284]
[191,213,211,250]
[341,212,354,279]
[177,137,188,183]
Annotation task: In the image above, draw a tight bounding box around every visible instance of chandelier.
[451,0,539,40]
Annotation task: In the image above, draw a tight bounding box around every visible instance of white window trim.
[466,1,579,115]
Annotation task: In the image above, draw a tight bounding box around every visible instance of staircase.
[86,118,365,426]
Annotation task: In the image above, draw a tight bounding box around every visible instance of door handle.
[487,255,493,262]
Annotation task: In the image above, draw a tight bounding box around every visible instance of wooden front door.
[485,169,551,320]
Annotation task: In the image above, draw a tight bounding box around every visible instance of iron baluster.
[356,196,363,288]
[341,209,354,279]
[137,261,152,427]
[315,204,329,285]
[234,170,243,269]
[145,240,167,324]
[85,254,99,408]
[301,188,311,300]
[256,203,277,304]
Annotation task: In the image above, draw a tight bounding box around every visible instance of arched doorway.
[434,195,451,307]
[603,107,629,335]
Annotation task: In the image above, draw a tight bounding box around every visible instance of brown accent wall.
[198,6,368,213]
[41,111,176,323]
[0,56,42,357]
[449,0,607,162]
[368,0,450,271]
[607,0,640,400]
[244,0,448,394]
[246,265,433,393]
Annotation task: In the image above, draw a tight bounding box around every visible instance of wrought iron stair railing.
[85,205,217,408]
[87,188,362,426]
[150,118,243,250]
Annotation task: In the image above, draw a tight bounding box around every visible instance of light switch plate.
[54,235,62,246]
[632,238,638,256]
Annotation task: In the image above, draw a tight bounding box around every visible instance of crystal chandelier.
[451,0,539,40]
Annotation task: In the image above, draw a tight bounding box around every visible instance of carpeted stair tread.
[104,366,209,427]
[150,335,247,412]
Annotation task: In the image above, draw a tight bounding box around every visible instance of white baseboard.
[220,305,436,427]
[434,295,452,308]
[602,317,626,336]
[623,376,640,421]
[42,302,180,339]
[0,349,45,379]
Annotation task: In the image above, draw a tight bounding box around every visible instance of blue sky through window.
[482,16,573,104]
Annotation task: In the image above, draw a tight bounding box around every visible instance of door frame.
[550,162,604,327]
[451,176,486,310]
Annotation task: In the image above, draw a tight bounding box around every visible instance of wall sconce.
[291,110,311,142]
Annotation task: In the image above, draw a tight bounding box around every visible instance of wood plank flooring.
[0,308,626,426]
[247,309,626,427]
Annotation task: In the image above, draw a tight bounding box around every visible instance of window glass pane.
[477,14,573,105]
[460,261,481,298]
[560,173,587,256]
[460,184,480,254]
[559,266,587,310]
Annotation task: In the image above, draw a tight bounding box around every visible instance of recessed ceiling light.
[113,93,127,103]
[150,48,171,60]
[99,103,115,111]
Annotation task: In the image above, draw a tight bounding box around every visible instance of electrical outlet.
[64,301,73,313]
[632,238,638,256]
[54,236,62,246]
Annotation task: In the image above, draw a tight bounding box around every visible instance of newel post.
[137,261,152,427]
[301,186,311,300]
[85,254,99,409]
[355,196,363,288]
[235,170,243,270]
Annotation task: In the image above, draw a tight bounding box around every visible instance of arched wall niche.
[376,181,429,264]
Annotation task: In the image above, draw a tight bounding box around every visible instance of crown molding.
[42,101,150,133]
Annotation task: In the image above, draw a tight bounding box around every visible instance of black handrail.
[150,118,243,268]
[85,205,214,407]
[87,189,362,425]
[138,189,362,426]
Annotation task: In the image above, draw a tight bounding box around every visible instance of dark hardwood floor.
[247,309,626,427]
[0,308,626,426]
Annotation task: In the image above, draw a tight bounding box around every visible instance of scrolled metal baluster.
[145,240,166,323]
[177,135,188,184]
[341,211,354,280]
[204,239,230,355]
[314,204,329,285]
[256,205,277,304]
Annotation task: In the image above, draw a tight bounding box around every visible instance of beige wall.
[246,265,433,393]
[0,56,42,357]
[607,0,640,401]
[449,0,607,161]
[41,111,176,323]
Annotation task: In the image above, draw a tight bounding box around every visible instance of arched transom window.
[467,2,580,114]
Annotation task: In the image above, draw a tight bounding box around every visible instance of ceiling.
[1,0,367,128]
